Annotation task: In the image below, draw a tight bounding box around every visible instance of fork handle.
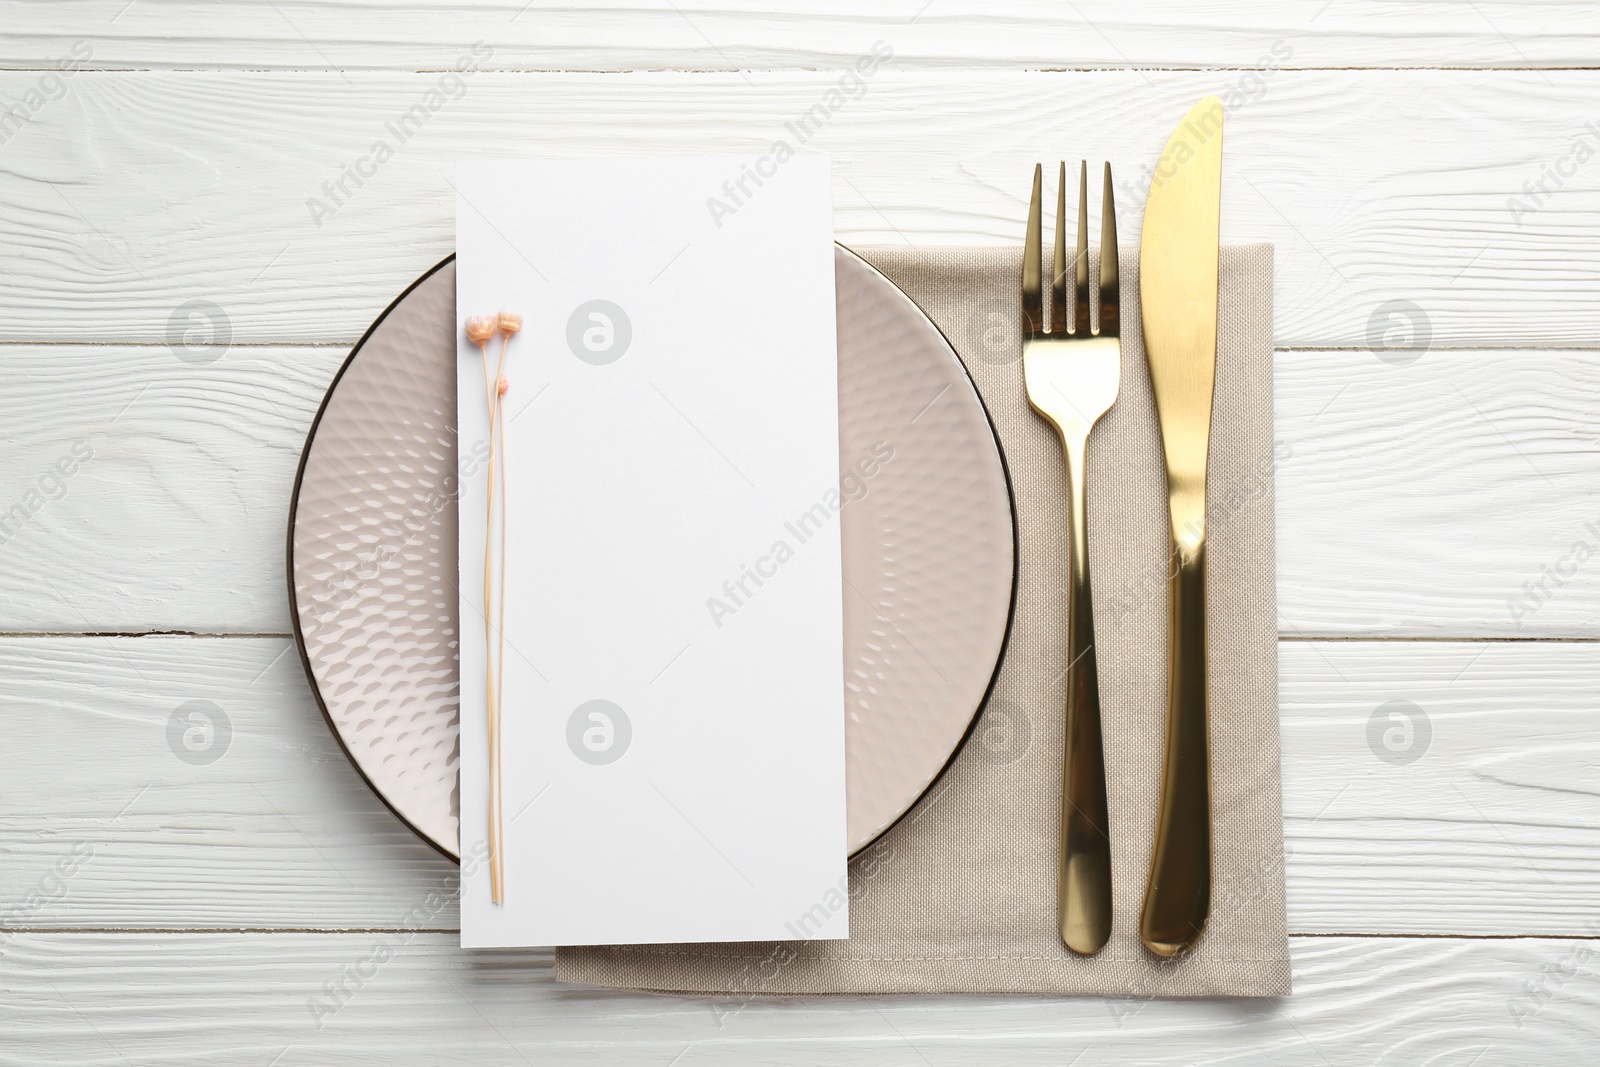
[1139,536,1212,957]
[1058,432,1112,955]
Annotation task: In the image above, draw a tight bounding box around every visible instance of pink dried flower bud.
[497,311,523,335]
[497,376,509,397]
[465,316,496,344]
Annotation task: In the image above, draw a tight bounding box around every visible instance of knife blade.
[1138,95,1223,958]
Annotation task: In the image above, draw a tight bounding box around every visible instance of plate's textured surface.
[833,247,1016,850]
[290,261,463,853]
[290,249,1014,858]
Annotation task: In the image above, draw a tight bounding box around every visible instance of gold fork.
[1022,161,1120,955]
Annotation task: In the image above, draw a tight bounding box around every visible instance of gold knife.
[1138,96,1223,958]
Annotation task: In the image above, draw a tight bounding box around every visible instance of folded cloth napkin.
[557,244,1290,997]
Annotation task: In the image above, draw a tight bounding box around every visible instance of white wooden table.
[3,4,1599,1062]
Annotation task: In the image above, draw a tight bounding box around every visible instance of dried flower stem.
[472,330,506,905]
[487,314,519,906]
[467,313,521,908]
[490,363,511,906]
[466,313,521,906]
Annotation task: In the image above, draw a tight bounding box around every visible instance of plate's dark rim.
[832,245,1020,860]
[286,253,461,865]
[286,246,1021,867]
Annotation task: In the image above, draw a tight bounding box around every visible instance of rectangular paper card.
[455,157,848,947]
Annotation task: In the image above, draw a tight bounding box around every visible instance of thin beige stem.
[491,393,508,904]
[490,333,514,905]
[494,408,508,721]
[492,336,512,726]
[477,339,504,905]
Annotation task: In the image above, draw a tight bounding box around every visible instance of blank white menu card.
[455,157,848,948]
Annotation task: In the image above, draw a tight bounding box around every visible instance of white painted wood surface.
[3,934,1596,1064]
[7,1,1600,70]
[0,71,1598,350]
[1,5,1598,1063]
[2,636,1597,936]
[4,345,1597,636]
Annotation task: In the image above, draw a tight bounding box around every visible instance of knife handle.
[1058,433,1112,955]
[1139,536,1212,957]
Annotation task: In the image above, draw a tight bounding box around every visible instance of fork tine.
[1099,161,1119,338]
[1023,163,1044,336]
[1051,162,1068,335]
[1074,161,1091,337]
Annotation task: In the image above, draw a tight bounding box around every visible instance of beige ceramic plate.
[289,247,1015,860]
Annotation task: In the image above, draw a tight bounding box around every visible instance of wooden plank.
[4,10,1592,1064]
[1280,639,1600,936]
[0,70,1599,348]
[0,932,1595,1063]
[4,345,1596,637]
[0,636,459,932]
[1,636,1597,935]
[5,1,1600,71]
[1273,347,1600,638]
[0,345,344,635]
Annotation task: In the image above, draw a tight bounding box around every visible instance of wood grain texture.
[1,636,1596,936]
[2,70,1600,348]
[1280,639,1600,936]
[0,933,1594,1064]
[4,345,1596,637]
[1,7,1595,1059]
[5,1,1600,71]
[0,345,344,634]
[1274,347,1600,638]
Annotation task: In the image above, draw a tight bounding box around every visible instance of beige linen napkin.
[557,244,1290,997]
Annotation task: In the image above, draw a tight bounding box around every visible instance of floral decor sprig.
[464,310,521,905]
